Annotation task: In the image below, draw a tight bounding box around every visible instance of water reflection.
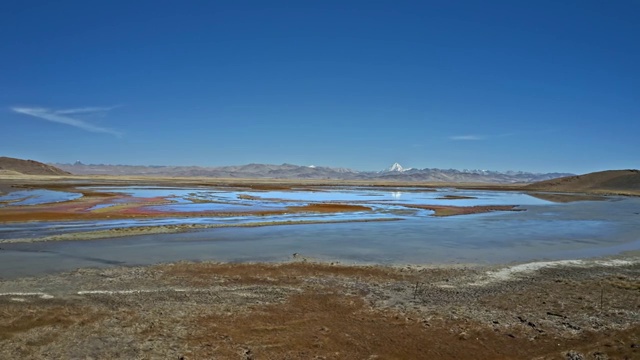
[1,186,638,278]
[82,186,554,207]
[0,189,82,206]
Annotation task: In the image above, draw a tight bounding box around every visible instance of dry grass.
[186,289,640,359]
[188,291,501,359]
[247,184,295,191]
[526,192,608,203]
[160,262,410,287]
[608,275,640,291]
[0,303,103,341]
[526,169,640,196]
[237,194,261,200]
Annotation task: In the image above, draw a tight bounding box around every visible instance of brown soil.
[0,261,638,359]
[395,204,522,216]
[0,170,22,176]
[0,157,70,176]
[526,169,640,196]
[527,192,608,203]
[436,195,478,200]
[237,194,261,200]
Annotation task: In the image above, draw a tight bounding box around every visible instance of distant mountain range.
[54,161,573,183]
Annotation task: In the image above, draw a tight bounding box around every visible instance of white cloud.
[11,106,122,137]
[449,135,484,141]
[54,106,119,115]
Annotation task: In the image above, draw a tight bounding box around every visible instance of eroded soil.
[1,260,638,359]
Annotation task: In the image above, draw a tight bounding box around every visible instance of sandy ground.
[0,257,638,359]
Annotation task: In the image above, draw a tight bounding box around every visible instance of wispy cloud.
[54,106,120,115]
[449,135,484,141]
[11,106,122,137]
[448,132,519,141]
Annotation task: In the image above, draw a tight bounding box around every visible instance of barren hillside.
[526,169,640,195]
[0,157,70,176]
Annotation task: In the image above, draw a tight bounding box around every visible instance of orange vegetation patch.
[0,194,171,222]
[160,262,410,286]
[0,195,371,223]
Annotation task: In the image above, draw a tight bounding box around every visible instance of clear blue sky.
[1,0,638,173]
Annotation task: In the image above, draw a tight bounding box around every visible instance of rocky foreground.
[0,258,638,359]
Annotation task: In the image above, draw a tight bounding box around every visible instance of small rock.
[592,352,608,360]
[565,350,584,360]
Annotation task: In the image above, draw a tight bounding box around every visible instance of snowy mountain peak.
[387,162,410,172]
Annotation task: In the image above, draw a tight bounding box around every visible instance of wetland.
[0,182,638,278]
[0,177,638,359]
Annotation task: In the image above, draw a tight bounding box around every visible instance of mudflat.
[0,259,638,359]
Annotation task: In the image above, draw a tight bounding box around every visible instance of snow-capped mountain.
[385,162,412,172]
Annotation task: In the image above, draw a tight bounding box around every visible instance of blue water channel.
[0,186,638,278]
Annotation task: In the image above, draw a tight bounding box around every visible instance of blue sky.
[1,0,638,173]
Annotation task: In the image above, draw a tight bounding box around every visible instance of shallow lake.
[0,189,82,206]
[1,187,639,278]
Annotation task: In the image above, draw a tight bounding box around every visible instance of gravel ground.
[0,257,638,359]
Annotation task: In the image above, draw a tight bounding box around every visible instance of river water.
[1,187,639,278]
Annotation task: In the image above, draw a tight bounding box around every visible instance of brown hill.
[525,169,640,195]
[0,156,70,176]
